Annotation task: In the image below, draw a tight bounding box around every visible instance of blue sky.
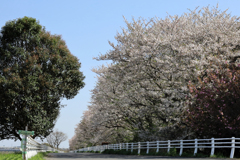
[0,0,239,148]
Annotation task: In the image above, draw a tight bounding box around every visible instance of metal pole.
[23,125,28,160]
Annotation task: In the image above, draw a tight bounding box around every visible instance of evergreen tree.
[0,17,85,141]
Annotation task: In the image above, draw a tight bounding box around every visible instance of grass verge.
[0,151,51,160]
[77,148,228,158]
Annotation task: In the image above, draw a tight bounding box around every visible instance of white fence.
[23,136,63,159]
[74,137,240,158]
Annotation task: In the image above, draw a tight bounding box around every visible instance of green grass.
[46,151,58,153]
[72,149,231,158]
[210,153,227,158]
[100,148,178,156]
[0,152,22,160]
[100,148,229,158]
[28,152,47,160]
[78,150,101,153]
[0,151,48,160]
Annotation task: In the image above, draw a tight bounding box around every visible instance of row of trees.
[70,4,240,150]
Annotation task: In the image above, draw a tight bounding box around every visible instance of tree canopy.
[0,16,85,141]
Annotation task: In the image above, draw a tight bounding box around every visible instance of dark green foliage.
[194,153,209,157]
[102,149,135,155]
[0,17,85,141]
[171,148,178,156]
[46,151,58,153]
[155,151,169,156]
[79,150,101,153]
[100,148,212,158]
[99,148,235,158]
[181,152,194,157]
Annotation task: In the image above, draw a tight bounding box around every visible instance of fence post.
[167,140,170,153]
[146,141,149,154]
[194,139,198,156]
[126,143,128,151]
[210,138,215,156]
[156,141,159,153]
[138,142,141,154]
[230,137,235,158]
[120,143,121,150]
[179,140,183,156]
[114,144,115,150]
[131,143,133,153]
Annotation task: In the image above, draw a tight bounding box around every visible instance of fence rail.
[73,137,240,158]
[23,136,63,159]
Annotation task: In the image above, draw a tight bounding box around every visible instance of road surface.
[45,153,235,160]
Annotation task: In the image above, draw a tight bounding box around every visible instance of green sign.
[18,130,34,135]
[18,129,34,159]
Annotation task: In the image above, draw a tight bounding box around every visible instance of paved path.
[45,153,235,160]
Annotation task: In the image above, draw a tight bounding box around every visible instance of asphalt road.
[45,153,235,160]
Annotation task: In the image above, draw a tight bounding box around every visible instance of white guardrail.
[22,136,63,159]
[73,137,240,158]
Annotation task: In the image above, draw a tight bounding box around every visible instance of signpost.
[18,127,34,160]
[19,130,34,135]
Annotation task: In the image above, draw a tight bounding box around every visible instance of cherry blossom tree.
[71,4,240,148]
[184,62,240,138]
[92,4,240,140]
